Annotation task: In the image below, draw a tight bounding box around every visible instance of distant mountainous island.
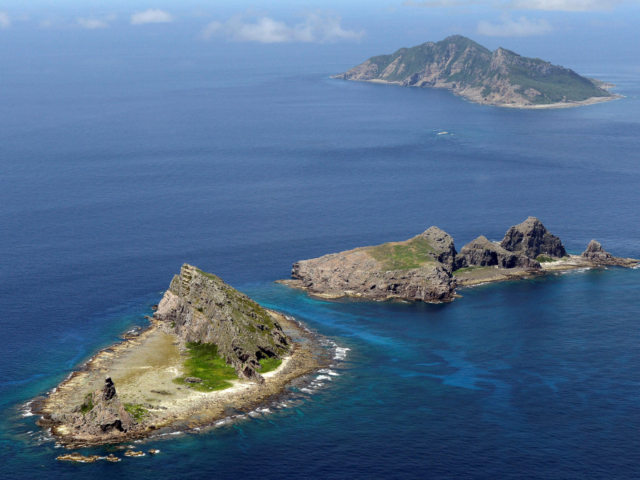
[332,35,618,109]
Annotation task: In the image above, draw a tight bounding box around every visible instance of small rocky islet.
[35,264,329,450]
[278,217,638,303]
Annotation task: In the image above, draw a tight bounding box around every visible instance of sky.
[0,1,639,71]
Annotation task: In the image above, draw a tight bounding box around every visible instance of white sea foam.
[334,347,350,360]
[300,388,314,394]
[21,401,35,417]
[318,369,340,376]
[316,375,332,381]
[437,132,448,135]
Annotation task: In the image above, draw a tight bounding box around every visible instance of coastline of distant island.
[333,35,622,109]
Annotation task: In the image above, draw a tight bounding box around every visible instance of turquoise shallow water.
[1,38,640,478]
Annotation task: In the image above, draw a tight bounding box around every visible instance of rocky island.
[34,264,329,448]
[333,35,618,108]
[278,217,638,302]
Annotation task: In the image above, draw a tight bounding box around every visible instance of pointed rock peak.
[494,47,519,56]
[156,264,291,384]
[420,226,450,239]
[444,34,466,42]
[585,239,605,253]
[102,377,116,402]
[500,217,566,259]
[455,234,541,270]
[582,239,612,261]
[417,227,457,269]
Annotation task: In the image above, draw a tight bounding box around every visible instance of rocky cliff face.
[500,217,567,259]
[455,235,541,269]
[419,226,458,269]
[281,217,638,303]
[154,264,291,383]
[286,228,458,303]
[333,35,612,107]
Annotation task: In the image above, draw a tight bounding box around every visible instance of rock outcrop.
[154,264,291,383]
[332,35,614,108]
[284,228,458,303]
[81,377,137,435]
[581,240,639,267]
[39,377,139,443]
[455,236,541,270]
[500,217,567,259]
[419,226,458,269]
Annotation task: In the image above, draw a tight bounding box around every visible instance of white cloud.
[504,0,626,10]
[478,14,552,35]
[404,0,636,9]
[77,16,113,29]
[202,12,364,43]
[0,12,10,29]
[403,0,485,6]
[131,9,173,25]
[39,18,55,28]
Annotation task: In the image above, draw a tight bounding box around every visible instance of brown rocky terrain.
[455,235,540,270]
[280,217,638,299]
[581,239,638,267]
[279,227,458,303]
[34,266,330,448]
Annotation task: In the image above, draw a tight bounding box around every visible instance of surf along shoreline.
[32,309,334,449]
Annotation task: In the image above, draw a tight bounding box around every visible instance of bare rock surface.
[154,264,291,383]
[419,226,458,269]
[582,240,639,267]
[500,217,567,259]
[39,377,140,445]
[81,377,137,435]
[455,236,541,269]
[281,217,637,301]
[284,227,458,303]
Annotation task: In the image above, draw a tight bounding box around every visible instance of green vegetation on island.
[173,342,239,392]
[368,236,436,271]
[258,357,282,373]
[333,35,614,107]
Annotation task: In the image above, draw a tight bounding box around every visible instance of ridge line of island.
[276,216,638,303]
[332,35,622,109]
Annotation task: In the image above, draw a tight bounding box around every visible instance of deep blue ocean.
[2,35,640,479]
